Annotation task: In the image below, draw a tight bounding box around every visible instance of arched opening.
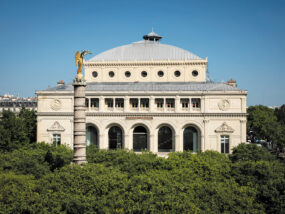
[133,126,148,151]
[183,126,198,152]
[158,126,173,152]
[108,126,123,149]
[86,126,98,147]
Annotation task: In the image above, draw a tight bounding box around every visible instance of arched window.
[109,126,123,149]
[183,126,198,152]
[86,126,98,147]
[158,126,173,152]
[133,126,148,151]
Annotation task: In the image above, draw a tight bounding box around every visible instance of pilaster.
[124,96,129,112]
[175,134,182,152]
[99,96,104,112]
[202,119,209,152]
[175,95,180,112]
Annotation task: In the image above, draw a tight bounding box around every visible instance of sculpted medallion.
[218,99,230,111]
[50,99,62,111]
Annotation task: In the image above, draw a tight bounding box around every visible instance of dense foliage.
[0,108,284,213]
[275,104,285,125]
[0,144,284,213]
[229,144,285,213]
[247,105,285,149]
[0,109,36,152]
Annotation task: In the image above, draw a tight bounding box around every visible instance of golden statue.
[75,50,92,79]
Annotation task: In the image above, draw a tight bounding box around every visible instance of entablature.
[84,59,208,67]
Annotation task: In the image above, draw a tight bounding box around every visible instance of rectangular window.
[105,98,113,108]
[52,134,61,146]
[221,135,230,154]
[181,98,189,109]
[191,98,201,109]
[166,98,175,110]
[91,98,99,108]
[155,98,164,109]
[130,98,138,109]
[140,98,149,109]
[115,98,124,109]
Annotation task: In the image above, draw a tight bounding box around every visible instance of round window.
[92,71,98,78]
[192,70,198,77]
[125,71,131,78]
[174,70,181,77]
[158,71,164,77]
[109,71,115,78]
[141,71,147,77]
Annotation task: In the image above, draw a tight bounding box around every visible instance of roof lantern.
[143,29,162,41]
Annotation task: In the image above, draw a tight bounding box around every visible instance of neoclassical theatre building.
[37,32,247,155]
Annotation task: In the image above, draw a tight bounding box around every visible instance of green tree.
[0,109,37,152]
[230,144,285,213]
[0,142,73,178]
[0,172,39,214]
[229,143,275,162]
[0,110,29,152]
[247,105,285,149]
[18,108,37,143]
[275,104,285,125]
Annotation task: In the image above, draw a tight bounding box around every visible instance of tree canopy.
[275,104,285,125]
[247,105,285,149]
[0,144,284,213]
[0,109,36,152]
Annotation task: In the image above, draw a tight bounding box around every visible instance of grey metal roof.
[88,40,202,62]
[41,82,244,92]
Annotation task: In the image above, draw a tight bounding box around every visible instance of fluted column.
[73,78,87,164]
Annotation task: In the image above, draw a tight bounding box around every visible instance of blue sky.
[0,0,284,106]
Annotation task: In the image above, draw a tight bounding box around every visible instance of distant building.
[0,94,37,114]
[36,31,247,155]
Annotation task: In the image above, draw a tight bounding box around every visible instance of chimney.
[226,78,237,87]
[57,80,65,86]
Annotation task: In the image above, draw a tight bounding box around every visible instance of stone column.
[175,95,180,113]
[124,96,129,112]
[99,96,104,112]
[73,78,87,164]
[150,96,155,112]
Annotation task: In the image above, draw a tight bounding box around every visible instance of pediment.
[47,121,65,132]
[215,122,234,133]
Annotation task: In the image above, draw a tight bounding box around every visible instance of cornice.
[84,60,208,67]
[37,112,247,117]
[37,90,248,96]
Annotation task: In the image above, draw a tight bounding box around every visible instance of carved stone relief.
[50,99,62,111]
[218,99,230,111]
[47,121,65,132]
[215,122,234,133]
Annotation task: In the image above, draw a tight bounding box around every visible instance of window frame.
[220,135,230,154]
[52,134,61,146]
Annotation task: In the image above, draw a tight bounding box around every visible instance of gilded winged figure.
[75,50,92,79]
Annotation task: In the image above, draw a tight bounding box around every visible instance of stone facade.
[36,32,247,155]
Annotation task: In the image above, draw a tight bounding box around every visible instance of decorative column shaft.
[73,78,87,164]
